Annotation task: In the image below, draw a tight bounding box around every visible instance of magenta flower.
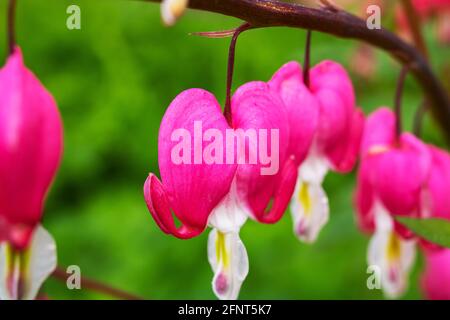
[419,145,450,287]
[0,48,62,300]
[355,108,431,298]
[269,60,364,243]
[421,249,450,300]
[144,82,297,299]
[419,145,450,250]
[422,145,450,220]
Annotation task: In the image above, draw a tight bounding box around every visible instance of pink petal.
[310,60,355,109]
[372,133,430,218]
[327,107,365,172]
[144,174,203,238]
[422,249,450,300]
[361,107,396,156]
[269,61,319,164]
[0,47,63,239]
[231,81,293,223]
[309,61,357,167]
[254,156,298,224]
[312,88,349,156]
[354,157,376,234]
[426,145,450,220]
[144,89,237,238]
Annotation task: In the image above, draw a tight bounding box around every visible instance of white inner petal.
[299,154,329,185]
[208,178,249,233]
[0,225,57,300]
[290,174,329,243]
[367,205,416,299]
[207,228,249,300]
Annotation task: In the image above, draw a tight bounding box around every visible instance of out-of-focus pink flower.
[355,107,431,298]
[423,146,450,220]
[396,0,450,45]
[419,145,450,250]
[269,60,364,243]
[144,82,297,299]
[0,47,61,300]
[421,249,450,300]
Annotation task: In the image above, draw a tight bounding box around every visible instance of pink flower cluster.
[144,51,450,299]
[356,108,450,298]
[144,59,364,299]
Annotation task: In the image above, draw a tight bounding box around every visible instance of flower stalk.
[303,30,312,88]
[7,0,17,55]
[224,22,251,125]
[395,66,409,140]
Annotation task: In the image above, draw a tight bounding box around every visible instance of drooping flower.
[355,107,430,298]
[421,249,450,300]
[144,82,297,299]
[269,60,364,243]
[0,48,63,300]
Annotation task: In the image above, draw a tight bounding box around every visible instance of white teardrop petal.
[23,225,57,300]
[367,207,416,299]
[290,178,329,243]
[207,228,249,300]
[0,225,56,300]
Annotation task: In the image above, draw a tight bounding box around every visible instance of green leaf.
[395,217,450,248]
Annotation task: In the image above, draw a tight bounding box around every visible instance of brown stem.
[138,0,450,141]
[414,100,428,137]
[7,0,17,55]
[395,66,409,139]
[303,30,312,88]
[224,22,251,125]
[400,0,428,59]
[52,266,144,300]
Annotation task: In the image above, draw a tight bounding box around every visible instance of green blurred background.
[0,0,448,299]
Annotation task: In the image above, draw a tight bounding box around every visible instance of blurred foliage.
[0,0,448,299]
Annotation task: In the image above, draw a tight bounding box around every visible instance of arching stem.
[7,0,17,55]
[303,30,312,88]
[224,22,251,126]
[395,66,410,140]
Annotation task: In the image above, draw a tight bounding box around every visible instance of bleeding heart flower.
[269,60,364,243]
[0,47,62,300]
[421,249,450,300]
[144,82,296,300]
[355,107,431,298]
